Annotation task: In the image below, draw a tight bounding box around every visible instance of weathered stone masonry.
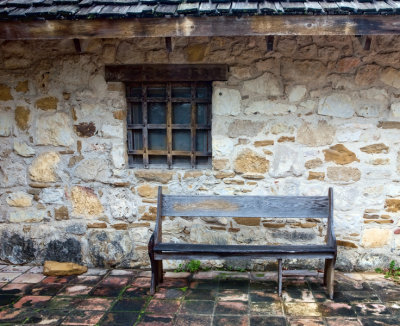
[1,36,400,271]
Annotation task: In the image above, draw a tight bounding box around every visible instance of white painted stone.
[386,183,400,197]
[391,102,400,118]
[101,124,124,139]
[335,187,360,211]
[189,223,232,244]
[213,136,234,157]
[74,158,112,182]
[14,141,35,157]
[36,112,74,147]
[111,144,126,169]
[245,101,296,116]
[9,208,46,223]
[365,169,392,180]
[40,188,64,204]
[0,160,27,187]
[104,188,137,221]
[269,144,304,178]
[0,108,13,137]
[212,87,241,116]
[298,100,317,114]
[242,72,283,97]
[336,128,361,142]
[363,184,385,198]
[288,85,307,102]
[6,192,33,207]
[356,101,382,118]
[318,93,356,118]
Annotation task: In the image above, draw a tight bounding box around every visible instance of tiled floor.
[0,264,399,325]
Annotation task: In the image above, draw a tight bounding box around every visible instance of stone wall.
[1,36,400,271]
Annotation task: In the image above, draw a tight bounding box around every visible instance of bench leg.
[157,260,163,284]
[278,259,283,297]
[325,259,335,300]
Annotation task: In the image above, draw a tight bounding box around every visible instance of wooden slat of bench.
[154,243,335,254]
[162,195,329,218]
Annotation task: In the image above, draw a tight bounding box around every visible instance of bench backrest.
[161,194,329,218]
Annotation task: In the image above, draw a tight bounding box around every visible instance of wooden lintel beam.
[73,38,81,53]
[0,16,399,40]
[266,35,274,52]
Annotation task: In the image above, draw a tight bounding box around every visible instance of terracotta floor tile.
[47,296,82,310]
[62,310,104,325]
[30,283,64,296]
[325,317,362,326]
[288,318,325,326]
[90,285,125,297]
[85,268,108,276]
[0,282,5,288]
[180,300,214,315]
[13,273,47,284]
[175,314,212,326]
[353,303,391,316]
[250,316,287,326]
[100,276,130,287]
[250,301,283,316]
[218,288,249,301]
[0,308,35,324]
[0,283,32,295]
[2,265,32,273]
[60,285,93,296]
[185,288,217,301]
[146,299,181,314]
[318,302,357,317]
[282,289,315,303]
[189,280,219,290]
[111,298,147,312]
[110,269,135,276]
[23,309,69,325]
[0,294,20,307]
[100,311,140,326]
[136,314,174,326]
[41,276,76,285]
[0,265,7,271]
[215,300,248,315]
[358,316,400,326]
[250,292,280,303]
[153,287,185,299]
[13,295,52,309]
[214,315,249,326]
[77,297,114,311]
[158,278,188,288]
[74,275,102,285]
[123,286,149,298]
[284,302,321,317]
[28,266,44,273]
[131,277,151,288]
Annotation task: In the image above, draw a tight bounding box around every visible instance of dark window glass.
[148,130,166,150]
[173,103,191,125]
[173,130,191,151]
[148,103,166,124]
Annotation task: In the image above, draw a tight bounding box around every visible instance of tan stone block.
[378,121,400,129]
[112,223,128,230]
[361,229,391,248]
[355,64,381,86]
[263,223,285,228]
[183,171,203,179]
[233,217,260,226]
[6,192,33,207]
[87,222,107,228]
[213,159,229,171]
[360,143,389,154]
[29,152,60,183]
[234,149,269,174]
[43,261,87,276]
[74,122,96,137]
[308,172,325,181]
[297,121,335,147]
[186,43,209,62]
[336,57,360,73]
[131,222,151,228]
[369,158,390,165]
[55,206,69,221]
[35,97,58,110]
[15,81,29,93]
[224,179,244,185]
[327,166,361,182]
[337,240,358,248]
[305,158,323,169]
[134,170,174,184]
[380,67,400,89]
[140,212,156,221]
[0,83,12,101]
[228,227,240,233]
[210,226,226,231]
[113,110,126,120]
[242,173,264,180]
[137,184,157,198]
[299,222,317,228]
[254,140,274,147]
[70,186,103,217]
[385,199,400,212]
[263,150,273,155]
[278,136,295,143]
[215,172,235,179]
[323,144,359,165]
[14,106,30,130]
[68,155,84,168]
[270,123,295,135]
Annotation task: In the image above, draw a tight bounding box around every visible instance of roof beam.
[0,16,399,40]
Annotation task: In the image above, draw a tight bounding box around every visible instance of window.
[126,82,212,169]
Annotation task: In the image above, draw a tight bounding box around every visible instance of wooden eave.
[1,15,400,40]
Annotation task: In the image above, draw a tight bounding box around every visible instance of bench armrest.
[327,187,337,252]
[153,186,163,244]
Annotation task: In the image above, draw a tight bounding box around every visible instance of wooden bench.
[148,187,337,298]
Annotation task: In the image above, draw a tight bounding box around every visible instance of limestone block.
[14,106,30,130]
[254,140,274,147]
[137,184,158,198]
[111,143,126,169]
[0,107,13,136]
[40,188,64,204]
[6,192,33,207]
[213,136,234,157]
[15,81,29,93]
[269,144,304,178]
[336,57,360,73]
[14,141,35,157]
[227,120,264,138]
[380,67,400,89]
[297,121,335,147]
[288,85,306,102]
[212,87,241,116]
[35,97,58,111]
[242,72,283,97]
[355,65,381,86]
[43,261,87,276]
[361,229,391,248]
[9,208,45,223]
[101,124,124,139]
[0,84,12,101]
[385,199,400,212]
[308,172,325,181]
[270,123,295,135]
[323,144,359,165]
[105,188,137,221]
[66,223,87,235]
[336,128,361,143]
[327,167,361,183]
[360,143,389,154]
[356,101,382,118]
[390,102,400,118]
[189,224,231,245]
[234,149,269,174]
[74,158,111,182]
[54,206,69,220]
[213,159,229,171]
[245,101,296,116]
[36,112,74,147]
[318,94,355,118]
[70,186,103,217]
[134,170,174,183]
[305,158,323,169]
[298,100,317,115]
[29,152,60,183]
[0,160,27,187]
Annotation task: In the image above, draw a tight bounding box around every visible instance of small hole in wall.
[219,92,222,96]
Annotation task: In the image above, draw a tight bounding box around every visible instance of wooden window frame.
[126,81,212,169]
